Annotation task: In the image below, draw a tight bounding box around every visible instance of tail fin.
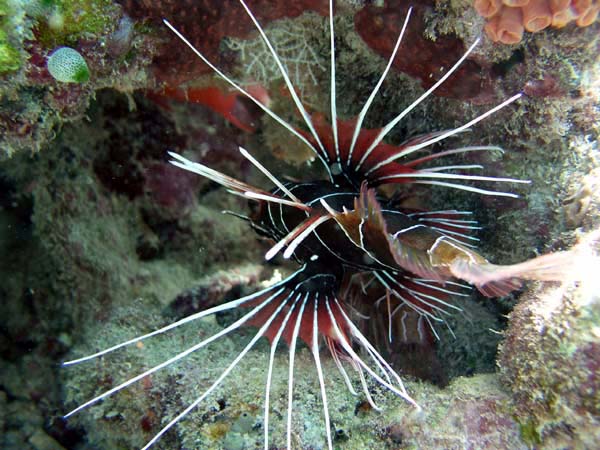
[449,251,576,297]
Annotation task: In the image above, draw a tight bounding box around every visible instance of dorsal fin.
[298,114,418,185]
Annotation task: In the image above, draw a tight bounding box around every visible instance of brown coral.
[474,0,600,44]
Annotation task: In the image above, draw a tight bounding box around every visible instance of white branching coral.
[224,12,327,106]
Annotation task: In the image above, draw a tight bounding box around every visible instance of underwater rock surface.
[0,0,598,449]
[499,176,600,449]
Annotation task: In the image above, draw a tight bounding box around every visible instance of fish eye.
[330,162,343,176]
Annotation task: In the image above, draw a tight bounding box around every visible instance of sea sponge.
[46,46,90,83]
[522,0,553,31]
[474,0,503,17]
[474,0,599,44]
[485,5,525,43]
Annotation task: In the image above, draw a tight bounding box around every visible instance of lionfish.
[63,1,573,448]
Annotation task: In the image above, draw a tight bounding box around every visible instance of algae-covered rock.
[0,0,24,74]
[0,0,157,159]
[499,175,600,448]
[499,251,600,448]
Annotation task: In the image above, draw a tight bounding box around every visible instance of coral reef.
[474,0,600,44]
[115,0,330,85]
[0,0,598,449]
[498,170,600,448]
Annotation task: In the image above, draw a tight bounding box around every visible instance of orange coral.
[474,0,599,44]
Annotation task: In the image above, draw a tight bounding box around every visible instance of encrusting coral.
[474,0,600,44]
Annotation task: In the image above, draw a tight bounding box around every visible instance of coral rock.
[498,230,600,447]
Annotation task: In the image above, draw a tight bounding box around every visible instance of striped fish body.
[252,179,572,300]
[252,181,373,271]
[252,179,473,279]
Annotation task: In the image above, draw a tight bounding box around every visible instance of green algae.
[0,34,21,74]
[0,1,22,74]
[35,0,120,47]
[518,419,542,446]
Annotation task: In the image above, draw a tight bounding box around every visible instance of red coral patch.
[355,0,498,104]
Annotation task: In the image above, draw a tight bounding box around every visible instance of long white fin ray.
[167,151,311,210]
[264,293,302,450]
[62,264,305,366]
[404,145,504,168]
[366,93,523,175]
[356,38,482,171]
[413,180,523,198]
[64,289,281,419]
[312,295,333,450]
[375,171,529,184]
[329,0,340,162]
[239,146,302,203]
[237,0,328,161]
[325,297,419,407]
[286,293,310,449]
[162,19,333,180]
[347,8,413,166]
[141,289,296,450]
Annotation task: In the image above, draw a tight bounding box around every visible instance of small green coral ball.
[47,46,90,83]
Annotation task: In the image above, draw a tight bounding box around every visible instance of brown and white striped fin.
[427,236,579,297]
[323,183,450,279]
[167,151,310,211]
[320,182,401,269]
[373,270,468,341]
[264,213,332,261]
[406,210,481,247]
[447,250,576,297]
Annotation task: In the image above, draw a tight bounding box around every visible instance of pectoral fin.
[448,250,575,297]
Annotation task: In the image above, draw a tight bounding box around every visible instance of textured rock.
[498,177,600,448]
